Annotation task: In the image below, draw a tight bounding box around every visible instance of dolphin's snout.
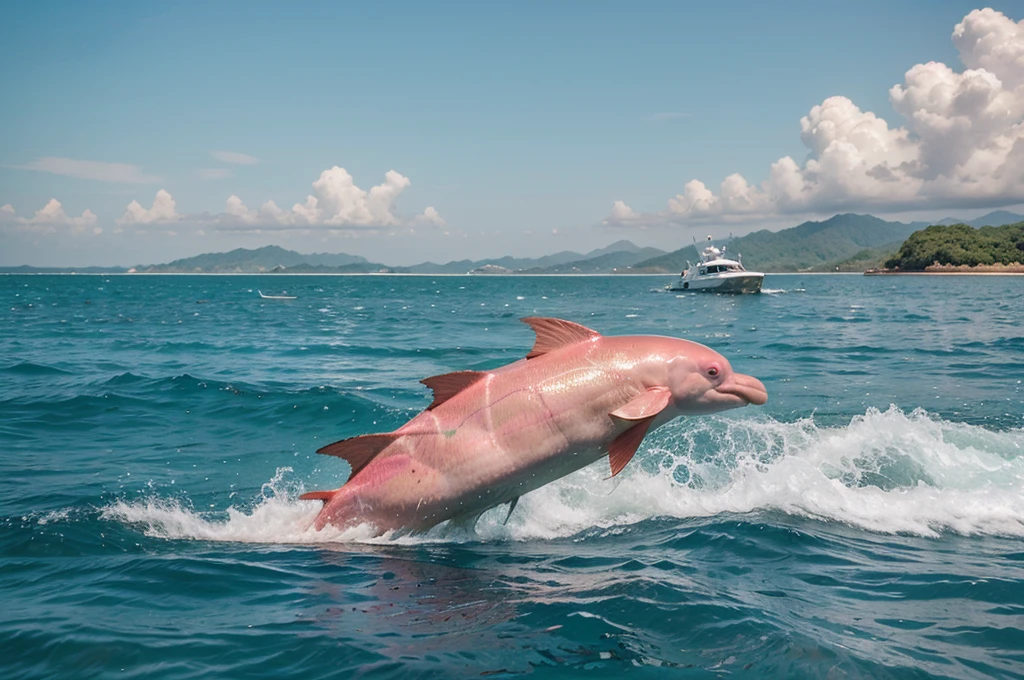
[721,373,768,406]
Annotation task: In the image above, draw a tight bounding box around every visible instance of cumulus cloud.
[5,164,440,236]
[606,200,639,222]
[607,8,1024,225]
[118,189,180,225]
[414,206,446,227]
[0,199,100,234]
[14,157,160,183]
[210,150,261,165]
[218,166,439,231]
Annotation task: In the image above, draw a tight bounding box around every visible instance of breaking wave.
[102,406,1024,544]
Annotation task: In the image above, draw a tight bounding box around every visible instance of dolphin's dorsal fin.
[421,371,487,410]
[610,386,671,421]
[607,417,655,477]
[316,433,399,481]
[521,317,601,359]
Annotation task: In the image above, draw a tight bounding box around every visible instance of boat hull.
[670,273,764,294]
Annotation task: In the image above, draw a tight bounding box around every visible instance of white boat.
[669,236,764,294]
[258,290,297,300]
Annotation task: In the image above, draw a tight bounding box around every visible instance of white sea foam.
[760,287,805,295]
[102,467,391,544]
[103,407,1024,544]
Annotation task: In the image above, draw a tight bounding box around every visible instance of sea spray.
[104,407,1024,544]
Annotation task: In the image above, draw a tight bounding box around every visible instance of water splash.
[760,287,805,295]
[103,407,1024,544]
[492,406,1024,539]
[103,467,379,544]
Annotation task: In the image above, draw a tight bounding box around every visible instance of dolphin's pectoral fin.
[503,496,519,525]
[610,386,672,421]
[316,433,400,481]
[521,317,601,359]
[608,417,655,477]
[606,387,670,477]
[421,370,487,410]
[299,490,335,504]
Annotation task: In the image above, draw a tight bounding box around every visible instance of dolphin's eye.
[707,366,719,377]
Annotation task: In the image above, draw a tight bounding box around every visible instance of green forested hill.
[728,214,925,271]
[631,214,926,273]
[884,222,1024,270]
[626,245,700,274]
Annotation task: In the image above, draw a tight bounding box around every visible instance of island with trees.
[869,221,1024,274]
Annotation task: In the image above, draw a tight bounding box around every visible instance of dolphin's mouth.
[717,373,768,406]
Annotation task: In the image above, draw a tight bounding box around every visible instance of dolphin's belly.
[390,439,610,531]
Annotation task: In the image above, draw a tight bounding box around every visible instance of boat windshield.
[705,264,745,273]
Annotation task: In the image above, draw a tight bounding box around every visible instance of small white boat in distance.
[258,290,297,300]
[669,236,764,294]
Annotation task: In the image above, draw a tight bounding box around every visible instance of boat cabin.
[699,263,745,275]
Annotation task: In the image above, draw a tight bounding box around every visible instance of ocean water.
[2,273,1023,679]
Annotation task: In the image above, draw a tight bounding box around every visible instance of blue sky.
[2,1,1022,266]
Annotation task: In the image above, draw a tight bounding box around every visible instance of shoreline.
[2,268,1015,276]
[0,271,884,278]
[866,261,1024,276]
[865,269,1024,276]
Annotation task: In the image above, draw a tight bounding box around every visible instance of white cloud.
[607,8,1024,225]
[953,8,1024,89]
[414,205,446,227]
[218,166,436,230]
[15,157,160,183]
[118,189,180,225]
[605,200,638,223]
[222,194,279,224]
[0,199,100,234]
[210,150,261,165]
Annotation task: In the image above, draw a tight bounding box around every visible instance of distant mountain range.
[3,211,1021,275]
[130,239,670,275]
[630,213,926,274]
[629,210,1023,274]
[933,210,1024,228]
[138,245,380,274]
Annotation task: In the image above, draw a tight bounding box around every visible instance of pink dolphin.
[302,317,767,534]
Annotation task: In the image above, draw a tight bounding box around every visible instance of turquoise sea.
[2,273,1023,679]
